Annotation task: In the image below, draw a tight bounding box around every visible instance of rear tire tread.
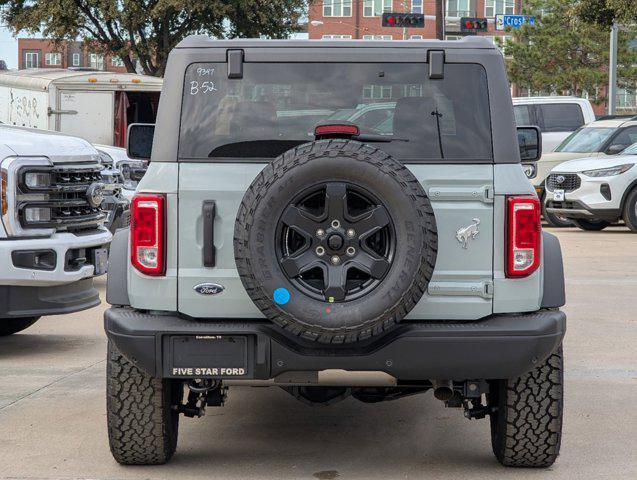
[491,347,563,468]
[106,341,179,465]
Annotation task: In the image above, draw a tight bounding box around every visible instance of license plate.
[169,336,248,377]
[92,248,108,275]
[553,189,565,201]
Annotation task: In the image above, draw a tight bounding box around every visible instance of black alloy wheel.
[276,182,395,303]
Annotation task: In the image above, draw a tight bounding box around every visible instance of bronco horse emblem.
[456,218,481,249]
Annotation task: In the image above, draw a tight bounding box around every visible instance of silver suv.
[104,37,566,468]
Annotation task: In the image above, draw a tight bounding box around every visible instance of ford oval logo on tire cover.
[194,283,225,296]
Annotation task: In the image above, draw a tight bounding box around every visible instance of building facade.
[308,0,522,46]
[18,38,128,72]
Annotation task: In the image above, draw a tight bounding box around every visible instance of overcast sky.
[0,25,18,68]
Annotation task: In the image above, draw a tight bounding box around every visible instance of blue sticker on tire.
[273,287,291,305]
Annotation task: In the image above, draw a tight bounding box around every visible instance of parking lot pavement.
[0,227,636,480]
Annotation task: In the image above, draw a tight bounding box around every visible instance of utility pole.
[402,0,409,40]
[608,22,618,116]
[354,0,360,39]
[435,0,444,40]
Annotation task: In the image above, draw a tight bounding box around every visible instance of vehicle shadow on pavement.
[0,334,100,359]
[163,386,501,477]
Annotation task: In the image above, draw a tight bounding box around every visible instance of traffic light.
[382,13,425,28]
[460,17,488,32]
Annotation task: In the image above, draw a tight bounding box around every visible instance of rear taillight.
[130,194,165,276]
[506,196,541,278]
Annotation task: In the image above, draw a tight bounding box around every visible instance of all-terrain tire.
[489,345,563,468]
[235,139,437,344]
[572,218,610,231]
[0,316,40,336]
[622,187,637,232]
[106,341,181,465]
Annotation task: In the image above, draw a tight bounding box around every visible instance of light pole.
[608,22,618,116]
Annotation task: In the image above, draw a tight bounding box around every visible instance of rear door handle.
[202,201,216,267]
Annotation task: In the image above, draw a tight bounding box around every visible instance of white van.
[0,69,162,146]
[512,96,596,154]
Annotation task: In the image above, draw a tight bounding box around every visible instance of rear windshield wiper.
[353,134,409,143]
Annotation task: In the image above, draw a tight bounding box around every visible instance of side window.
[513,105,534,126]
[608,126,637,150]
[538,104,585,133]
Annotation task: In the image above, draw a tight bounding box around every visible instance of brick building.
[308,0,523,46]
[18,38,128,73]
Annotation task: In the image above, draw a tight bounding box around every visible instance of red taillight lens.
[506,196,541,278]
[130,194,165,276]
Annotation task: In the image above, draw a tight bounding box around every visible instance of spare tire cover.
[235,139,437,344]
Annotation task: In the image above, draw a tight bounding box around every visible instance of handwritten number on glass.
[189,81,217,96]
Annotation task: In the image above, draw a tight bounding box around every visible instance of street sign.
[495,14,536,31]
[381,13,425,28]
[460,17,488,33]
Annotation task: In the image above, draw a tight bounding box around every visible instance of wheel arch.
[619,179,637,213]
[106,228,130,307]
[541,231,565,308]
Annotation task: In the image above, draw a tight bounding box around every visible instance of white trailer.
[0,69,162,146]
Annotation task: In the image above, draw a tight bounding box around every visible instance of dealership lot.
[0,227,635,480]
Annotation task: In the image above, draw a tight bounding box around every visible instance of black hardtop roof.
[176,35,497,50]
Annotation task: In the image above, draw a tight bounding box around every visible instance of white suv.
[544,142,637,231]
[529,117,637,226]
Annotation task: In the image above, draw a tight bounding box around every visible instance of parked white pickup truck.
[0,125,112,336]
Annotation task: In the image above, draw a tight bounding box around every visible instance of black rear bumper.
[104,308,566,382]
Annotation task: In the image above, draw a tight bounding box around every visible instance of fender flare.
[541,231,565,308]
[106,228,130,306]
[619,179,637,213]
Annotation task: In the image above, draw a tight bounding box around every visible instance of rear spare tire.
[235,139,437,344]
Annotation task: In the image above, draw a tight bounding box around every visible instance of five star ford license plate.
[169,335,248,378]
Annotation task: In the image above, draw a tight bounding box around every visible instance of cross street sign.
[495,14,536,31]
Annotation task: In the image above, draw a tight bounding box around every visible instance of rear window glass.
[513,105,533,125]
[178,62,492,162]
[538,104,585,132]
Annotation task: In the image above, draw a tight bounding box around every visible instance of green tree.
[578,0,637,26]
[0,0,307,76]
[504,0,637,101]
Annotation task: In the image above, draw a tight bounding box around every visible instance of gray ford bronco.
[104,37,566,468]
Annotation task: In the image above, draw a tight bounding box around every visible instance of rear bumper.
[105,308,566,382]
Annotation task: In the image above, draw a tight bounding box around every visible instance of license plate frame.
[167,335,249,378]
[553,189,565,201]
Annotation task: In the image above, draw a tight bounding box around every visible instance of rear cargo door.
[57,90,114,144]
[176,47,494,320]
